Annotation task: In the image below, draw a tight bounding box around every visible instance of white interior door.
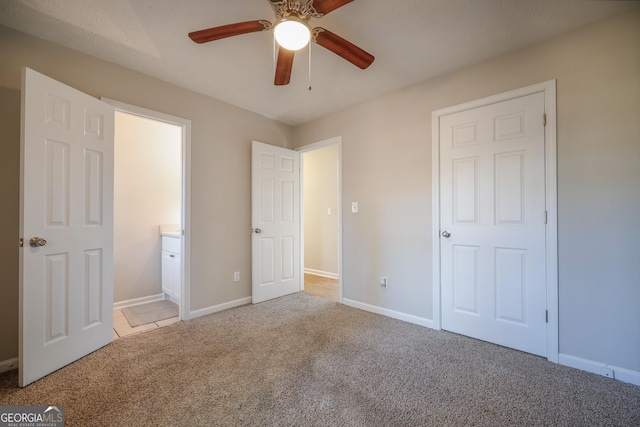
[251,141,301,303]
[439,92,547,356]
[20,68,115,387]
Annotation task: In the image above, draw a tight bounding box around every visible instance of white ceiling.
[0,0,635,126]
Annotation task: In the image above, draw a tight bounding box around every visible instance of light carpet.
[1,293,638,426]
[122,300,178,327]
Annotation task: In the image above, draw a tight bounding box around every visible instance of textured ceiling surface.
[0,0,636,126]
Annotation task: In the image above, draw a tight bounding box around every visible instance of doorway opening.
[104,98,192,337]
[298,137,342,303]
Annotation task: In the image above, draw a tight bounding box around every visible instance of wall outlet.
[380,277,388,288]
[600,367,615,379]
[234,272,240,282]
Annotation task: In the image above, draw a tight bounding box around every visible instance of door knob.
[29,237,47,247]
[441,230,451,238]
[254,228,262,234]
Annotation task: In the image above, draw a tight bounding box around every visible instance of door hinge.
[19,238,24,248]
[545,310,549,323]
[543,113,547,127]
[544,210,548,224]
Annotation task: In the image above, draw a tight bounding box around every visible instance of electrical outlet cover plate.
[600,367,615,378]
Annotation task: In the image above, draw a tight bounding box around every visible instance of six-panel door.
[439,92,547,357]
[20,68,115,386]
[251,141,301,304]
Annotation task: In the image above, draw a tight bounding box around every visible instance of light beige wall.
[293,10,640,372]
[303,145,339,276]
[114,112,181,302]
[0,24,293,360]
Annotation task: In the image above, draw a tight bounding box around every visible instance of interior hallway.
[304,273,339,302]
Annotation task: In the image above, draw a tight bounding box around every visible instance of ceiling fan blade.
[313,28,374,69]
[312,0,354,15]
[188,20,272,44]
[275,48,295,86]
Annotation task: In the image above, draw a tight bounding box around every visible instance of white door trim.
[102,98,193,320]
[296,136,343,303]
[431,80,558,362]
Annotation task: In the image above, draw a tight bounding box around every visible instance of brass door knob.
[29,237,47,247]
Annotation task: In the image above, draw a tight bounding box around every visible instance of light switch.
[351,202,358,213]
[327,208,332,216]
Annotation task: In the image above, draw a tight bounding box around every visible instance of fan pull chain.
[308,43,312,91]
[273,36,277,75]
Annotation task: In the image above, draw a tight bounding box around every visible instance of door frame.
[103,98,192,320]
[431,80,558,362]
[296,136,343,302]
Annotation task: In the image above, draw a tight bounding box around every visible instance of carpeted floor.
[1,293,638,426]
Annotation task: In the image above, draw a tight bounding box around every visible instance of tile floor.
[113,307,180,340]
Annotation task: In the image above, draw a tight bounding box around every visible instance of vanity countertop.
[159,224,180,238]
[161,231,180,238]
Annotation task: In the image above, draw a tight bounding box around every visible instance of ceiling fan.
[188,0,375,86]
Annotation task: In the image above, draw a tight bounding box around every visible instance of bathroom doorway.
[105,99,192,336]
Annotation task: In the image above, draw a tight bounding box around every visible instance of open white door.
[20,68,115,387]
[251,141,301,303]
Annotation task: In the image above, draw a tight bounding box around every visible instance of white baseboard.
[342,298,435,329]
[559,353,640,386]
[113,293,165,310]
[0,357,18,374]
[189,297,252,319]
[304,268,339,280]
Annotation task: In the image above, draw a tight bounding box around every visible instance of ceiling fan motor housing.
[270,0,325,21]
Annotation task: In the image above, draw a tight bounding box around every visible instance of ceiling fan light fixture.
[274,16,311,51]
